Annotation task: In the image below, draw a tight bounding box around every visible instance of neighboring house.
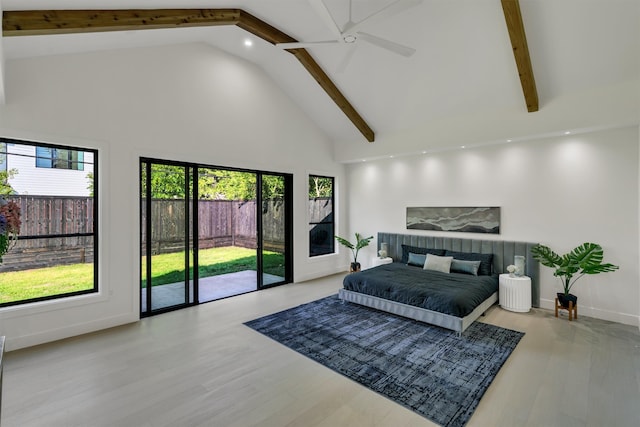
[1,142,94,197]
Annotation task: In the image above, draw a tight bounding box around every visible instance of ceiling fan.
[277,0,422,70]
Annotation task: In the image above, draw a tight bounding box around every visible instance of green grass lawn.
[0,263,94,303]
[142,246,285,288]
[1,246,284,304]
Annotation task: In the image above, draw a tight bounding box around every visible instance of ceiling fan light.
[343,34,357,43]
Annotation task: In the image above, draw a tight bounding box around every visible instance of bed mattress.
[342,262,498,318]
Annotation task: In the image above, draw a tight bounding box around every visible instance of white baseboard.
[5,312,139,352]
[539,298,640,327]
[295,265,348,283]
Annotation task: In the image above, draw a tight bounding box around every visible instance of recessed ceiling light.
[461,146,466,149]
[564,131,571,135]
[422,151,427,154]
[244,39,253,47]
[507,139,512,143]
[361,159,366,162]
[390,155,394,158]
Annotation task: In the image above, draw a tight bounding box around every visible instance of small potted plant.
[531,242,619,308]
[335,232,373,272]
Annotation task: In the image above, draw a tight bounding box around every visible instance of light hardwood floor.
[3,273,640,427]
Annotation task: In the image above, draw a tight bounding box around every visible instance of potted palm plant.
[335,232,373,272]
[531,242,619,308]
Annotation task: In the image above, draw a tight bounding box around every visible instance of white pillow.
[423,254,453,273]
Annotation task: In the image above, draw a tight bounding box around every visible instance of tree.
[199,170,284,200]
[142,164,285,201]
[262,175,285,200]
[309,176,332,198]
[0,169,18,196]
[206,170,256,201]
[140,164,194,199]
[149,164,191,199]
[86,172,94,197]
[0,142,17,196]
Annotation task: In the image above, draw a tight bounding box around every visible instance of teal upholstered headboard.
[377,232,540,307]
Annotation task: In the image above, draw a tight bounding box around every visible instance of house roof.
[1,0,638,162]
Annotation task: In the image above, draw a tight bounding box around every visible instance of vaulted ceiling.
[1,0,639,162]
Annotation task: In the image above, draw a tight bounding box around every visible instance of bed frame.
[338,232,539,334]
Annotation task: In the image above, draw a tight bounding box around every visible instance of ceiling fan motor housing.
[343,34,357,43]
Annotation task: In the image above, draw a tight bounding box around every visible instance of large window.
[0,139,97,307]
[36,146,85,170]
[309,175,334,257]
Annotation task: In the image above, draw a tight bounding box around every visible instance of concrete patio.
[141,270,283,312]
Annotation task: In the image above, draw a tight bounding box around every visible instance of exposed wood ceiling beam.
[290,49,374,142]
[2,9,244,36]
[501,0,539,113]
[2,9,375,142]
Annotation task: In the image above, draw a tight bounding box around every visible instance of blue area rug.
[244,294,524,427]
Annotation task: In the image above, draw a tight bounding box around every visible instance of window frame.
[308,174,335,257]
[0,138,98,308]
[35,146,85,171]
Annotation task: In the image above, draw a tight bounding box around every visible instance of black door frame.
[257,172,293,290]
[140,159,195,316]
[140,157,293,316]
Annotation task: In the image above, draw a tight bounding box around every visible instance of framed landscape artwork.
[406,207,500,234]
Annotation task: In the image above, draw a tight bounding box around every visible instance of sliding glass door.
[141,159,292,316]
[197,168,258,303]
[259,173,292,289]
[141,161,195,314]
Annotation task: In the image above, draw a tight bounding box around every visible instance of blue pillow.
[407,252,427,267]
[444,250,493,276]
[450,259,481,276]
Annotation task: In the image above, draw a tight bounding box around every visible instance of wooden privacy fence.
[309,197,333,225]
[0,195,94,272]
[141,199,260,254]
[0,196,333,271]
[140,198,310,255]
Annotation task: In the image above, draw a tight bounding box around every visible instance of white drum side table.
[499,274,532,312]
[370,257,393,268]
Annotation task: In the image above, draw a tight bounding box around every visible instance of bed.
[338,232,539,334]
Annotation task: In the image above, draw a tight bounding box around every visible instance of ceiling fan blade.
[343,0,355,35]
[343,0,423,34]
[336,45,358,73]
[276,40,340,49]
[308,0,344,40]
[357,32,416,57]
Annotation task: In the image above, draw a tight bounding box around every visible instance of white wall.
[0,43,346,350]
[345,126,639,326]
